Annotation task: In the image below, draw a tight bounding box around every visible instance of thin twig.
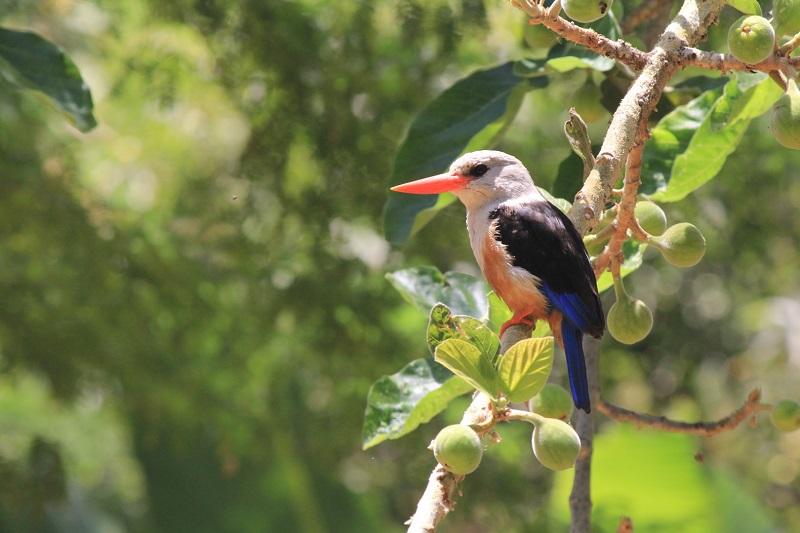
[778,31,800,56]
[597,389,771,437]
[679,47,800,73]
[510,0,648,71]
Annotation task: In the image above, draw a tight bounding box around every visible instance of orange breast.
[480,222,549,321]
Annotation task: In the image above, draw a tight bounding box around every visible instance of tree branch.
[597,389,771,437]
[405,325,532,533]
[678,47,800,73]
[511,0,648,71]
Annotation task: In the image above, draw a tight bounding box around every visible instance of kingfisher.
[391,150,604,412]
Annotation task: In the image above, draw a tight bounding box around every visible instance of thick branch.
[597,389,770,437]
[511,0,648,71]
[405,325,531,533]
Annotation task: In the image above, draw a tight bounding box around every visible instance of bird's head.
[391,150,537,210]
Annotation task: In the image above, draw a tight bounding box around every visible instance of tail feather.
[562,319,590,412]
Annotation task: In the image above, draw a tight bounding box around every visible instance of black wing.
[489,201,604,337]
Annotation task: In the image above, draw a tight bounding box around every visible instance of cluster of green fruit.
[432,384,580,475]
[586,201,706,345]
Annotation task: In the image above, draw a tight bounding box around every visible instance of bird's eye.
[470,164,489,177]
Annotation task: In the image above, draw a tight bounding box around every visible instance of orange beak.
[390,172,469,194]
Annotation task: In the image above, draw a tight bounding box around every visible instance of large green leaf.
[426,303,499,361]
[0,27,96,131]
[386,267,489,319]
[383,62,539,244]
[497,337,554,402]
[650,75,782,202]
[726,0,761,15]
[362,358,472,449]
[435,338,500,397]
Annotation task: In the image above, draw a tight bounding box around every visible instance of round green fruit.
[607,293,653,345]
[433,424,483,475]
[634,201,667,236]
[531,417,581,471]
[650,223,707,268]
[562,0,613,24]
[770,80,800,150]
[773,0,800,38]
[771,400,800,432]
[531,383,574,420]
[727,16,775,65]
[524,24,558,50]
[572,82,607,124]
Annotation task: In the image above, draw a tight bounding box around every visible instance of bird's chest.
[467,211,548,318]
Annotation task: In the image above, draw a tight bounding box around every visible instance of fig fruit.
[571,82,607,124]
[530,383,574,420]
[433,424,483,475]
[634,201,667,236]
[531,416,581,471]
[607,277,653,345]
[727,16,775,65]
[770,79,800,150]
[771,399,800,432]
[773,0,800,38]
[562,0,612,24]
[649,223,707,268]
[524,24,557,50]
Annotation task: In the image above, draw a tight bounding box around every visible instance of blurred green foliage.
[0,1,798,532]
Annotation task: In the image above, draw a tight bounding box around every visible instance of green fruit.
[531,417,581,471]
[531,383,574,420]
[524,24,557,49]
[562,0,613,24]
[583,233,608,256]
[770,80,800,150]
[727,16,775,65]
[650,223,707,268]
[572,82,607,124]
[634,201,667,236]
[433,425,483,475]
[773,0,800,38]
[607,288,653,345]
[771,400,800,432]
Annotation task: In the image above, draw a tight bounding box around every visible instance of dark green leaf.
[497,337,554,402]
[386,267,489,319]
[362,358,472,449]
[435,338,500,397]
[0,27,96,131]
[383,62,531,244]
[426,303,499,360]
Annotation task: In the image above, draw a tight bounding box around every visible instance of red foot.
[499,312,536,337]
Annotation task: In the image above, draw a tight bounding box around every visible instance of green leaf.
[497,337,554,402]
[427,303,500,361]
[0,27,96,131]
[725,0,762,15]
[488,291,513,333]
[362,358,472,449]
[435,339,500,397]
[383,62,536,244]
[513,58,549,78]
[650,75,781,202]
[596,240,644,293]
[386,267,489,319]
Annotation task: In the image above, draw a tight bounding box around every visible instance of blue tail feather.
[562,319,590,412]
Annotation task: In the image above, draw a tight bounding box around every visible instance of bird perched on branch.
[391,150,604,412]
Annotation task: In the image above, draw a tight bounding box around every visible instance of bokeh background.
[0,0,799,531]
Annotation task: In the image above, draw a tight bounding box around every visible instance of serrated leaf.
[0,27,96,131]
[426,303,499,360]
[362,358,472,449]
[650,75,781,202]
[435,339,500,397]
[497,337,554,402]
[386,267,489,319]
[725,0,761,15]
[383,62,529,244]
